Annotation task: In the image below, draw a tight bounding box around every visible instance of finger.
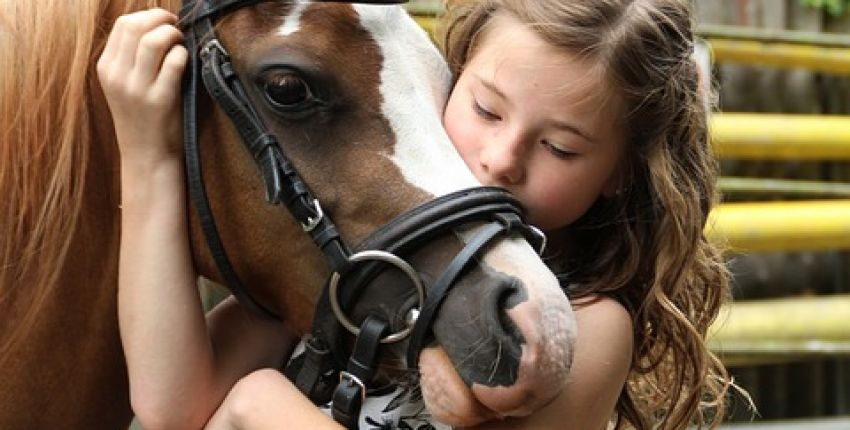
[99,16,125,70]
[97,35,123,86]
[114,9,178,74]
[151,44,189,101]
[134,23,184,85]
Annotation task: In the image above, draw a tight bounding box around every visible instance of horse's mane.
[0,0,180,360]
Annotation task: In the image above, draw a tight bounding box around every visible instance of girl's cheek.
[454,129,482,171]
[445,115,471,153]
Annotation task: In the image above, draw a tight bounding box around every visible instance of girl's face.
[444,14,625,231]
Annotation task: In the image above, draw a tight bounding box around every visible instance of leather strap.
[332,315,389,428]
[180,0,264,27]
[283,336,337,405]
[199,38,352,274]
[180,0,354,321]
[182,9,279,319]
[337,188,543,306]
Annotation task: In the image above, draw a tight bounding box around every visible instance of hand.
[97,8,187,165]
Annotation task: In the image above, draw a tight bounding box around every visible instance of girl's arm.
[99,9,299,429]
[205,369,345,430]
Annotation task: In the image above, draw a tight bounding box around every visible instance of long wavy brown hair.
[440,0,733,428]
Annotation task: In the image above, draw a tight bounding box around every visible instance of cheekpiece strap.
[331,315,389,429]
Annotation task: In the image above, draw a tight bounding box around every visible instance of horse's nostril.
[496,277,528,311]
[494,278,527,342]
[432,270,530,387]
[488,277,528,358]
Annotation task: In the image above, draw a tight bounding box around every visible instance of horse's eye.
[262,72,313,109]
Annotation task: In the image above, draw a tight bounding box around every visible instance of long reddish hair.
[0,0,180,365]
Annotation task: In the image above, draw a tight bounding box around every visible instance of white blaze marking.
[353,5,479,197]
[279,0,309,36]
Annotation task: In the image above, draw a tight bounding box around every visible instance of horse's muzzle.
[421,237,576,422]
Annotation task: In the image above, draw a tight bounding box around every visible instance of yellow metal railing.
[699,23,850,48]
[701,23,850,74]
[709,295,850,366]
[719,177,850,198]
[711,114,850,160]
[707,39,850,74]
[708,200,850,252]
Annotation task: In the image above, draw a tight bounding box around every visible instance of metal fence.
[695,0,850,424]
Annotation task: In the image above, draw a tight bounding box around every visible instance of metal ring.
[329,250,424,344]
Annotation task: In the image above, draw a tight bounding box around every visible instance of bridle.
[179,1,545,427]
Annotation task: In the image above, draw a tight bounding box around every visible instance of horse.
[0,1,576,428]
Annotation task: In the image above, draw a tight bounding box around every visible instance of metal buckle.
[529,225,547,256]
[200,38,227,61]
[301,199,324,232]
[339,371,367,404]
[329,250,424,344]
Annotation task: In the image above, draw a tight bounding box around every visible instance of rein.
[179,1,545,427]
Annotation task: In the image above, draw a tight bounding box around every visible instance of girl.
[440,1,733,428]
[99,0,732,428]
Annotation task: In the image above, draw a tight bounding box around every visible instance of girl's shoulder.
[571,293,634,372]
[572,293,633,335]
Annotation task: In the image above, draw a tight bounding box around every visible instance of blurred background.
[403,0,850,427]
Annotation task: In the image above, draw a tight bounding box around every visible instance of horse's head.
[186,1,575,423]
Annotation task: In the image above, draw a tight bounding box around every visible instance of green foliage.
[800,0,850,16]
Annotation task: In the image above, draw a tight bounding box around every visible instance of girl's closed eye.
[541,139,577,159]
[473,99,501,121]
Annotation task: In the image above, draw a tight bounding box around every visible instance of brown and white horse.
[0,1,574,428]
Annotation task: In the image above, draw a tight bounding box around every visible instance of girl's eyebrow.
[548,119,597,144]
[474,75,511,105]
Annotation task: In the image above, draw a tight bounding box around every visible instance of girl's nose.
[479,134,525,185]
